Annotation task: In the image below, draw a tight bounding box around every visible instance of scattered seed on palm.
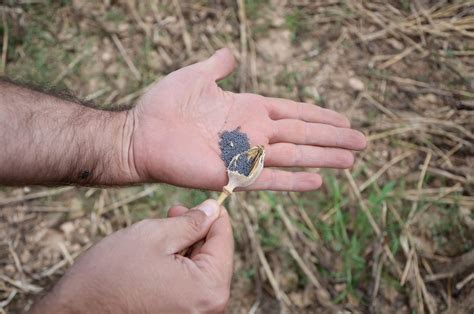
[218,128,250,167]
[182,132,263,257]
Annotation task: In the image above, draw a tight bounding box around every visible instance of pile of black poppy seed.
[218,128,253,176]
[228,154,255,177]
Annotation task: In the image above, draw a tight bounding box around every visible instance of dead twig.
[115,83,153,106]
[248,25,258,92]
[7,241,24,279]
[426,166,468,184]
[241,208,291,307]
[172,0,192,56]
[378,46,416,69]
[237,0,248,92]
[408,151,432,222]
[1,9,8,75]
[0,289,17,309]
[359,151,413,192]
[52,49,92,86]
[434,250,474,279]
[288,192,321,240]
[0,187,74,207]
[455,273,474,294]
[111,34,141,81]
[286,240,336,310]
[127,0,150,37]
[368,125,423,142]
[20,206,75,212]
[274,205,296,239]
[369,73,474,98]
[344,169,381,236]
[34,244,91,279]
[363,93,399,120]
[0,275,42,294]
[102,186,158,215]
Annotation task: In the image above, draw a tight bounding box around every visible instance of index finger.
[263,97,351,128]
[192,208,234,280]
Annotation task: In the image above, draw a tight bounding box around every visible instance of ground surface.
[1,1,473,313]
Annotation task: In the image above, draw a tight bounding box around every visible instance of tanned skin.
[0,79,135,185]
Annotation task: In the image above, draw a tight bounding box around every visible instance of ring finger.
[270,119,367,150]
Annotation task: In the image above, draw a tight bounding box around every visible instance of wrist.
[110,108,141,184]
[69,107,140,186]
[72,108,140,185]
[121,105,155,184]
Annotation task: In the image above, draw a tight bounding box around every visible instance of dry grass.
[1,1,473,313]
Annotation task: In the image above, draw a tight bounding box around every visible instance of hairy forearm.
[0,79,138,185]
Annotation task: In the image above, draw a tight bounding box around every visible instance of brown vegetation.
[1,1,473,313]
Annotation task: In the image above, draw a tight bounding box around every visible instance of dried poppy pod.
[179,145,265,257]
[217,145,265,205]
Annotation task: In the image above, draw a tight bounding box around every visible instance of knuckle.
[355,130,368,149]
[328,109,350,128]
[295,120,306,142]
[291,144,299,166]
[303,122,310,143]
[339,151,355,168]
[267,169,276,190]
[132,218,154,231]
[199,288,230,312]
[340,114,351,128]
[333,126,342,147]
[297,102,304,120]
[138,218,159,230]
[213,290,230,312]
[183,211,206,234]
[251,93,265,102]
[270,121,279,139]
[243,93,264,107]
[126,218,159,241]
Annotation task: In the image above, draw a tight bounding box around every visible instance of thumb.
[196,48,236,81]
[192,208,234,277]
[162,199,220,254]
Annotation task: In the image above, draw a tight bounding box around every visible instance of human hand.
[31,200,233,313]
[128,48,366,191]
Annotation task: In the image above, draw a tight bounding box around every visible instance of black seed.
[218,128,251,175]
[228,154,254,176]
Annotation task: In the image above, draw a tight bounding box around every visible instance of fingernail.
[196,199,219,217]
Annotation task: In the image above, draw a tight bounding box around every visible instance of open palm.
[130,49,366,191]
